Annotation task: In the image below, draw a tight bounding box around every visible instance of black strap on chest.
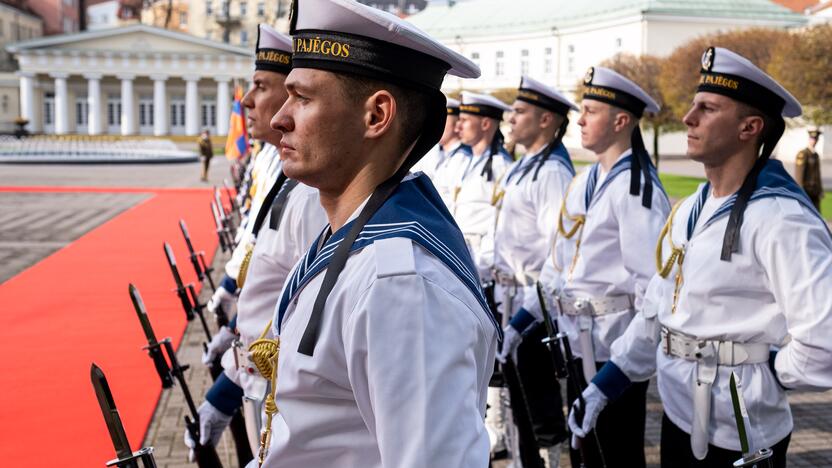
[250,171,287,239]
[296,91,446,356]
[268,179,300,231]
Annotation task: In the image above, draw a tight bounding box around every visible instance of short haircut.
[333,73,434,154]
[736,101,776,153]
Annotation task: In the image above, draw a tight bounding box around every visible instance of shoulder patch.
[775,197,803,217]
[374,237,417,278]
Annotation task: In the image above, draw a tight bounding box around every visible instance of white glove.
[496,325,522,364]
[202,326,237,365]
[207,285,236,316]
[183,401,233,461]
[567,383,608,446]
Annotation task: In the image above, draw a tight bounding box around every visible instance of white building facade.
[7,24,254,136]
[409,0,813,158]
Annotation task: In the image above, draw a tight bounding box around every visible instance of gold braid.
[655,200,686,314]
[554,178,585,279]
[249,320,279,467]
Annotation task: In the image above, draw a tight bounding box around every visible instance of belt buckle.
[232,339,243,369]
[663,330,672,356]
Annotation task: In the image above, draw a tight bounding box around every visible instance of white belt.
[557,294,633,317]
[661,327,770,460]
[493,269,519,287]
[660,327,770,366]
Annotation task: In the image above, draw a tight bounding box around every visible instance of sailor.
[478,75,577,467]
[571,47,832,468]
[452,91,514,261]
[503,66,670,467]
[410,97,465,180]
[251,0,499,466]
[185,24,328,459]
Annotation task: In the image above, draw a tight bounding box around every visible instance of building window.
[568,57,575,73]
[170,103,178,126]
[520,49,529,75]
[257,1,265,16]
[1,95,8,113]
[107,101,122,126]
[240,1,247,15]
[222,1,230,16]
[179,12,187,26]
[471,52,479,60]
[202,100,217,127]
[240,30,248,44]
[206,1,213,14]
[544,47,553,74]
[62,18,74,33]
[495,50,504,77]
[0,19,5,37]
[616,37,622,48]
[75,99,88,126]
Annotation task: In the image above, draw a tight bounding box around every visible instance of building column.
[184,75,199,136]
[151,74,168,136]
[18,71,38,132]
[84,73,102,135]
[50,72,69,134]
[215,76,231,136]
[118,74,136,135]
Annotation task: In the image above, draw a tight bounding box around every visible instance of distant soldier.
[198,129,214,181]
[795,128,823,209]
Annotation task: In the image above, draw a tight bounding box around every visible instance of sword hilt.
[733,448,774,467]
[105,446,157,468]
[142,340,173,389]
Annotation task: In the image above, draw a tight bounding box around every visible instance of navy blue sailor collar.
[505,141,575,185]
[275,173,501,337]
[584,149,665,210]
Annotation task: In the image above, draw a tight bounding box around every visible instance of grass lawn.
[822,193,832,220]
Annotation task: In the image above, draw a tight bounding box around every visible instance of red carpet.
[0,188,218,467]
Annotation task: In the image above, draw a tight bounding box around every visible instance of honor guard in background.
[795,127,823,209]
[186,24,329,457]
[572,47,832,468]
[508,66,670,467]
[253,0,498,466]
[480,75,577,467]
[453,91,514,261]
[411,97,465,180]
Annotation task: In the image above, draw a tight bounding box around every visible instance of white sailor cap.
[698,47,801,118]
[288,0,479,91]
[517,75,578,115]
[460,91,512,120]
[255,24,292,74]
[582,66,660,117]
[446,97,461,115]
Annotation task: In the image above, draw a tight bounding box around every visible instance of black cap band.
[292,30,450,91]
[517,89,571,116]
[697,72,785,118]
[447,106,460,116]
[255,48,292,74]
[582,85,646,118]
[459,104,505,120]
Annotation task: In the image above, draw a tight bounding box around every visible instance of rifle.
[128,284,223,468]
[536,282,606,468]
[164,242,227,334]
[91,363,157,468]
[179,219,217,293]
[485,281,544,468]
[214,187,237,240]
[223,179,241,222]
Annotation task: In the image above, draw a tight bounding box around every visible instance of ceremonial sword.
[536,282,607,468]
[730,372,774,468]
[129,285,223,468]
[91,363,157,468]
[179,219,217,293]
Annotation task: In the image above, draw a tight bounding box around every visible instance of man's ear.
[613,111,632,134]
[363,90,397,140]
[738,115,764,144]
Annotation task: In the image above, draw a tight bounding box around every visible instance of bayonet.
[164,242,195,321]
[91,363,157,468]
[129,284,173,389]
[128,287,223,468]
[730,372,773,468]
[179,219,217,292]
[214,187,237,239]
[223,179,241,221]
[211,201,230,253]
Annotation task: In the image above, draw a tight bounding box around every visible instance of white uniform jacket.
[261,174,498,468]
[432,142,471,209]
[480,143,574,285]
[222,182,327,396]
[225,144,281,280]
[520,150,670,363]
[598,159,832,451]
[453,147,513,259]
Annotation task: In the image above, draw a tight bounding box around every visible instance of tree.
[597,53,680,168]
[768,24,832,125]
[659,28,791,121]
